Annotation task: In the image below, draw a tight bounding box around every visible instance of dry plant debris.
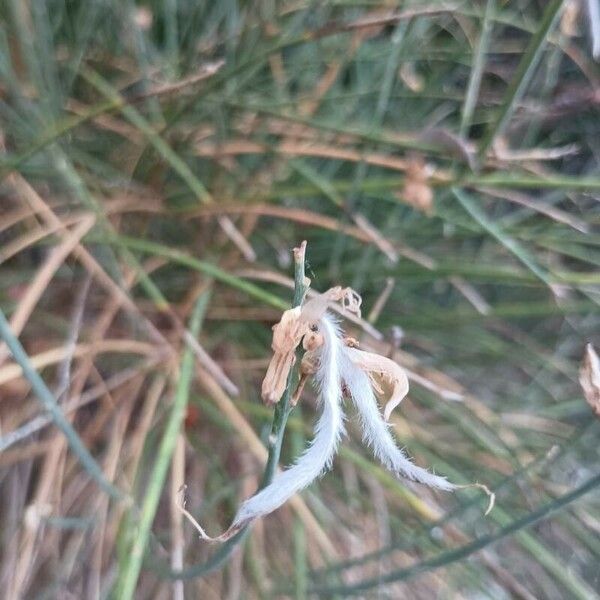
[397,155,434,215]
[579,343,600,417]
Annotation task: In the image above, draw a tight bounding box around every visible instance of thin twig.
[55,274,92,401]
[173,241,313,574]
[0,359,158,452]
[309,6,460,39]
[367,278,395,324]
[0,215,96,367]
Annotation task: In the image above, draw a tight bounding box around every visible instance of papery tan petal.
[345,347,409,420]
[299,294,330,324]
[262,351,296,405]
[579,343,600,418]
[271,307,303,353]
[261,306,305,405]
[383,392,405,422]
[322,286,362,317]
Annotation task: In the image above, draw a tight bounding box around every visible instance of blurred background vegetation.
[0,0,599,598]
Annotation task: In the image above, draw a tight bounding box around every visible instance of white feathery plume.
[339,347,455,491]
[182,313,345,541]
[179,287,494,542]
[231,315,345,529]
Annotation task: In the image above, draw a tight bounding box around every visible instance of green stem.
[261,242,308,483]
[105,233,288,310]
[452,187,552,287]
[115,292,209,599]
[460,0,495,138]
[154,242,308,581]
[271,171,600,199]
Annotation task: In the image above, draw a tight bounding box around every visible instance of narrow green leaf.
[452,187,553,287]
[460,0,495,138]
[116,292,209,599]
[477,0,565,158]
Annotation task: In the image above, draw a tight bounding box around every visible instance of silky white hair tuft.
[339,349,455,491]
[231,314,345,529]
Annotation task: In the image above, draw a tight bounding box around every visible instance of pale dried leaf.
[579,343,600,417]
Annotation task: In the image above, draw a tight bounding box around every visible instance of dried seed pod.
[397,154,434,215]
[303,329,324,352]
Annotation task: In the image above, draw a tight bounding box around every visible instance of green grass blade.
[305,470,600,596]
[106,234,288,309]
[460,0,495,138]
[80,67,212,204]
[452,187,553,286]
[115,292,210,599]
[477,0,565,158]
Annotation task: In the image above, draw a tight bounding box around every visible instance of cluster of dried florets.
[262,286,362,406]
[180,286,492,542]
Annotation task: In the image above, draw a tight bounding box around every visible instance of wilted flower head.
[181,286,492,542]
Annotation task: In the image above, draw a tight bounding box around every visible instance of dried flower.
[180,287,493,541]
[261,286,361,405]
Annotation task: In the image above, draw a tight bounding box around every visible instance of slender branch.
[459,0,495,138]
[262,241,309,484]
[154,241,309,581]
